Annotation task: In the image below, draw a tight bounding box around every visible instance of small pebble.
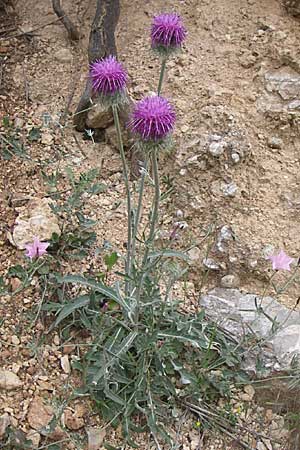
[267,137,282,149]
[11,335,20,345]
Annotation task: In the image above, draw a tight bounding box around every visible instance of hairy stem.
[112,105,132,295]
[148,150,160,246]
[131,161,148,283]
[157,57,167,95]
[135,150,160,312]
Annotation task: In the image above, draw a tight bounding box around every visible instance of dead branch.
[73,0,120,131]
[52,0,80,41]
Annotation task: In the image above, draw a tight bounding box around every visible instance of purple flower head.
[90,56,127,95]
[129,95,176,142]
[268,250,294,271]
[25,237,49,260]
[151,13,186,50]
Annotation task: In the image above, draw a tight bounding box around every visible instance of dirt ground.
[1,0,300,448]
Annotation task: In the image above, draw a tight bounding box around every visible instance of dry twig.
[52,0,80,41]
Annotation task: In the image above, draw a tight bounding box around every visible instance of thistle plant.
[49,12,250,449]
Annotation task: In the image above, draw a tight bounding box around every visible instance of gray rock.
[217,225,234,252]
[208,141,225,157]
[14,117,24,129]
[200,288,300,372]
[288,99,300,110]
[87,427,106,450]
[86,102,113,129]
[221,274,240,288]
[188,247,201,263]
[0,370,23,390]
[221,181,238,197]
[259,68,300,114]
[267,137,282,149]
[54,48,73,64]
[231,152,240,163]
[203,257,221,270]
[265,68,300,99]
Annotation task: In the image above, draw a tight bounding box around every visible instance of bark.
[73,0,120,131]
[282,0,300,16]
[52,0,80,41]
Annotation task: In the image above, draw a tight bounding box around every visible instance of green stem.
[148,150,160,245]
[112,105,132,296]
[157,57,167,95]
[131,160,148,275]
[136,150,160,310]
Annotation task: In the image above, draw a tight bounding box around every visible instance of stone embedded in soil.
[11,335,20,345]
[208,140,225,157]
[211,180,238,197]
[200,288,300,370]
[60,355,71,374]
[187,247,201,263]
[200,288,300,410]
[267,137,282,149]
[27,398,53,430]
[105,123,131,149]
[0,370,23,390]
[239,51,257,68]
[217,225,234,252]
[27,398,65,440]
[258,67,300,113]
[203,257,221,270]
[220,274,240,288]
[8,197,61,249]
[63,409,84,431]
[86,102,113,129]
[14,117,24,129]
[41,131,53,146]
[221,181,238,197]
[54,48,73,64]
[87,427,106,450]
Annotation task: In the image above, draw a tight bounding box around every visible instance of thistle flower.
[25,237,49,260]
[90,55,127,97]
[151,13,186,53]
[268,250,294,271]
[129,95,176,142]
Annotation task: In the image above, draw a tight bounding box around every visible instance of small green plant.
[44,167,106,258]
[0,116,29,160]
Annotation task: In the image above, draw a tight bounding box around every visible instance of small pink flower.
[25,237,49,260]
[268,250,294,271]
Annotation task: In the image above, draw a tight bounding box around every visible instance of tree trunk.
[282,0,300,16]
[73,0,120,131]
